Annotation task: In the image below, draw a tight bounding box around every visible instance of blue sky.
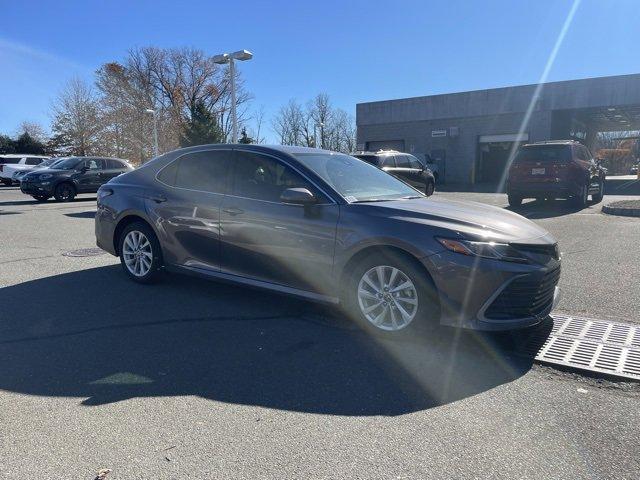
[1,0,639,141]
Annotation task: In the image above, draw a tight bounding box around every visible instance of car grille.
[512,243,559,260]
[485,266,560,320]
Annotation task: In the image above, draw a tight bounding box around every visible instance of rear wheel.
[54,182,76,202]
[508,194,522,207]
[118,222,163,284]
[573,183,589,207]
[592,179,604,203]
[425,180,435,196]
[343,251,439,338]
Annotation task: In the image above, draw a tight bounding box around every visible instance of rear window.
[515,146,571,163]
[0,158,21,164]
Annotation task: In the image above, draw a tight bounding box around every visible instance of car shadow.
[64,211,97,219]
[506,198,592,219]
[0,266,540,415]
[0,196,97,207]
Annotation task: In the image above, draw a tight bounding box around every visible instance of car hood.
[362,196,555,244]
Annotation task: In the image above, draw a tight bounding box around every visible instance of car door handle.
[150,194,167,203]
[223,207,244,216]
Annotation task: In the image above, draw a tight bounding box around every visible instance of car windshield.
[52,157,81,170]
[294,153,422,202]
[515,146,571,163]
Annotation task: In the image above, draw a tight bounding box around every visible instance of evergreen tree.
[13,132,46,154]
[180,101,224,147]
[238,127,254,144]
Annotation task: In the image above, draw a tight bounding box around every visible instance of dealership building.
[356,74,640,185]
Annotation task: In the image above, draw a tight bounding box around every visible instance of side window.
[576,146,588,161]
[26,157,43,166]
[174,150,231,194]
[407,155,422,169]
[107,159,128,170]
[232,151,324,203]
[395,155,411,168]
[158,160,178,186]
[83,159,103,170]
[380,155,395,167]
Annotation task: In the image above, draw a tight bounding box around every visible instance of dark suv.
[353,150,436,196]
[20,156,133,202]
[506,140,605,207]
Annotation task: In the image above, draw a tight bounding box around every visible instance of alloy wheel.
[122,230,153,277]
[357,265,419,331]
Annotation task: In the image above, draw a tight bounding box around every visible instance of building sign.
[432,129,447,137]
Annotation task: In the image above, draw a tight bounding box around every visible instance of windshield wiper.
[350,198,394,203]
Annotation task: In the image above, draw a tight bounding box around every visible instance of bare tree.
[17,121,47,143]
[272,93,355,153]
[51,78,103,156]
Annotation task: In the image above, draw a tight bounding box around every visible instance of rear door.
[102,159,128,183]
[147,149,232,271]
[389,154,423,189]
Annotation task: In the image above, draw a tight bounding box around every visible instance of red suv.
[507,140,605,207]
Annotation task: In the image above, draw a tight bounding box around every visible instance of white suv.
[0,155,49,185]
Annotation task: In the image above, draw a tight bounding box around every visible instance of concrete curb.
[602,203,640,217]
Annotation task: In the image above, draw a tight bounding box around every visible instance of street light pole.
[229,58,238,144]
[213,50,253,144]
[145,108,159,159]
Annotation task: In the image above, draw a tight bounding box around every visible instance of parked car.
[0,154,49,185]
[12,158,66,184]
[352,150,436,196]
[20,156,133,202]
[506,140,606,207]
[95,145,561,336]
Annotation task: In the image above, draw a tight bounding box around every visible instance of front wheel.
[118,222,163,284]
[54,183,76,202]
[343,252,439,337]
[508,194,522,207]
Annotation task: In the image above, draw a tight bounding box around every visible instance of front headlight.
[436,237,528,263]
[39,173,53,180]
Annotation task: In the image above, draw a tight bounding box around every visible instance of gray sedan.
[95,145,560,336]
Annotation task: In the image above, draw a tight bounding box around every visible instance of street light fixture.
[213,49,253,143]
[145,108,159,159]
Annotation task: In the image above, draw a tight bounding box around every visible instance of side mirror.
[280,187,317,205]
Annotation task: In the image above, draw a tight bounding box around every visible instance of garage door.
[366,140,405,152]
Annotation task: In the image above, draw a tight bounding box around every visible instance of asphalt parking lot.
[1,185,639,479]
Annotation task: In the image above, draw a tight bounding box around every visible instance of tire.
[573,183,588,207]
[507,194,522,207]
[32,195,50,202]
[342,251,440,338]
[118,221,163,284]
[425,180,435,196]
[54,182,76,202]
[592,180,604,203]
[1,179,12,186]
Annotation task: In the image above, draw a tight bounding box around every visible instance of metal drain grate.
[527,314,640,380]
[62,247,106,258]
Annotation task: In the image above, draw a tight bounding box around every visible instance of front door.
[76,158,104,192]
[219,150,339,295]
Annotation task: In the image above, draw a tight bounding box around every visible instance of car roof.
[0,154,48,158]
[523,140,579,147]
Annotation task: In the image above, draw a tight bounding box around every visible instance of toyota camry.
[95,145,561,336]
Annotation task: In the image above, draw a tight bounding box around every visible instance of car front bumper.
[422,250,561,331]
[20,181,55,196]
